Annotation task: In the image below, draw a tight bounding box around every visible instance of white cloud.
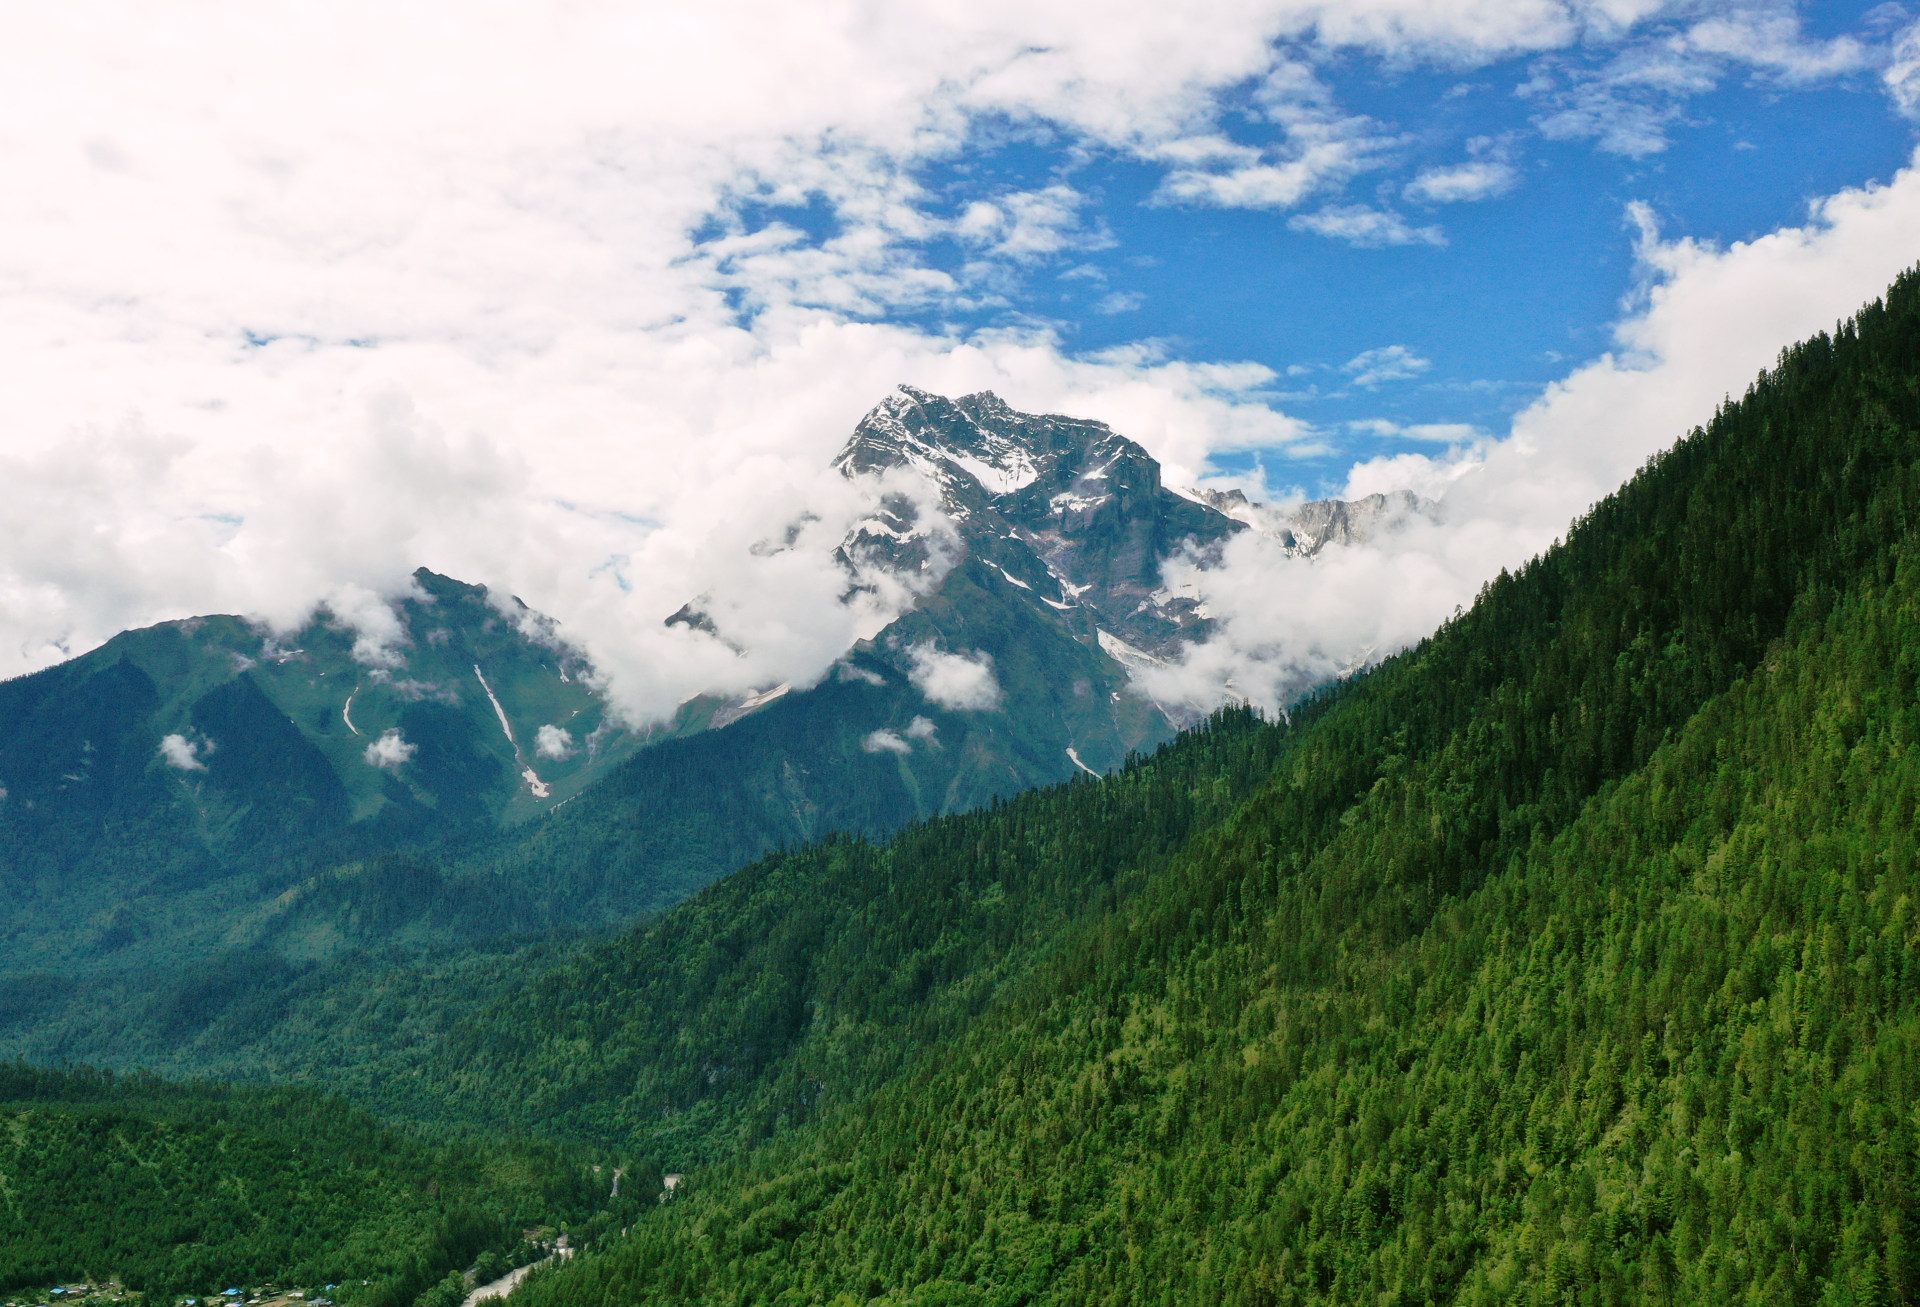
[364,728,416,769]
[863,728,912,755]
[867,725,910,756]
[158,733,207,771]
[955,186,1103,263]
[906,644,1003,711]
[1684,13,1867,83]
[1527,42,1720,156]
[1141,149,1920,715]
[1342,345,1432,387]
[1889,20,1920,117]
[1152,67,1394,214]
[534,724,576,760]
[862,714,939,754]
[1528,12,1868,158]
[1405,159,1517,204]
[326,580,416,669]
[837,662,887,686]
[1350,418,1481,443]
[1288,205,1446,248]
[0,0,1904,728]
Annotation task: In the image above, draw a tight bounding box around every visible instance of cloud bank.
[0,1,1913,729]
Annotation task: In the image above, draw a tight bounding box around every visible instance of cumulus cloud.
[364,728,416,769]
[863,728,913,755]
[158,733,208,771]
[906,644,1003,711]
[534,724,576,760]
[1140,150,1920,715]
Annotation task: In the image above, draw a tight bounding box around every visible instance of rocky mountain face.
[656,387,1251,801]
[693,386,1433,743]
[834,387,1241,660]
[1190,485,1435,553]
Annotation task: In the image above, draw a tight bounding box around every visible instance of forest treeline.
[479,271,1920,1303]
[0,1065,642,1305]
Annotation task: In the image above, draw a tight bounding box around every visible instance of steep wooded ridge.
[466,273,1920,1304]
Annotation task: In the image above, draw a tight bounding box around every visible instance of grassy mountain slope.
[463,273,1920,1304]
[0,711,1280,1128]
[267,553,1178,949]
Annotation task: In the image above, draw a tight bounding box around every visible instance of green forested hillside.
[0,711,1281,1131]
[416,708,1282,1159]
[7,272,1918,1304]
[0,1066,628,1306]
[456,273,1920,1304]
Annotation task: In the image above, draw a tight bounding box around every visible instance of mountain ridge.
[0,387,1442,1041]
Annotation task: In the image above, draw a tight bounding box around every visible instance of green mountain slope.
[0,562,1189,1073]
[0,1066,624,1307]
[451,272,1920,1303]
[6,275,1916,1304]
[0,390,1230,998]
[0,569,639,969]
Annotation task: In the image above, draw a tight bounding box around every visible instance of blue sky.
[702,1,1920,495]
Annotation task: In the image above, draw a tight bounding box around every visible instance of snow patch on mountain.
[1097,629,1166,671]
[945,448,1039,495]
[710,682,792,730]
